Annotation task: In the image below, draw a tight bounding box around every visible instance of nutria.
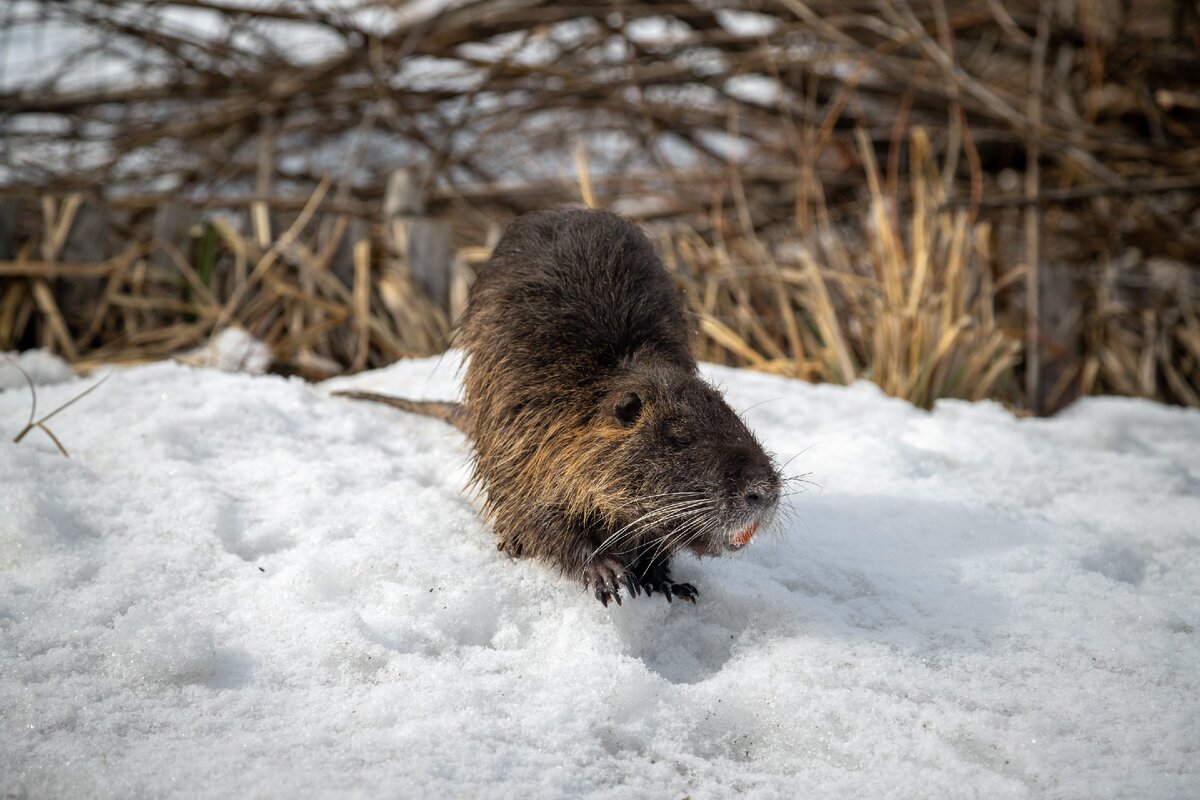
[337,209,781,606]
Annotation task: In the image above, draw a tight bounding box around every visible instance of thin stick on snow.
[6,354,110,457]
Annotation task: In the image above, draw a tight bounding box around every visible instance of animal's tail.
[333,390,466,431]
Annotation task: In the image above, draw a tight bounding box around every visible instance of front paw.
[665,581,698,603]
[638,561,699,604]
[581,557,639,607]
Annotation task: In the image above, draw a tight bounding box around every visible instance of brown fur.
[342,209,781,605]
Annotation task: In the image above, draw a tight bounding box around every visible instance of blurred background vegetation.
[1,0,1197,414]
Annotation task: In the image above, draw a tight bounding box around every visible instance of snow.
[179,327,273,375]
[2,351,1198,799]
[0,349,74,390]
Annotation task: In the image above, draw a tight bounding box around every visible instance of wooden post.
[0,198,17,260]
[0,198,22,351]
[1039,261,1082,412]
[1024,3,1052,414]
[326,216,369,290]
[384,168,452,310]
[151,200,194,273]
[53,196,110,357]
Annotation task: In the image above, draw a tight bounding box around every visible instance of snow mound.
[0,349,74,389]
[179,327,273,374]
[1,356,1197,799]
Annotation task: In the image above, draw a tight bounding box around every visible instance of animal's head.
[577,360,782,558]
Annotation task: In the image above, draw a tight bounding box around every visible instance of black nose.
[726,443,780,508]
[743,483,779,509]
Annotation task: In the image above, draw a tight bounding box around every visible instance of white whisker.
[586,498,713,562]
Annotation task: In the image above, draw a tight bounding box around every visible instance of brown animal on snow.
[337,209,781,606]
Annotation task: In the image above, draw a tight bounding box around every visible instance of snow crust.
[2,354,1197,799]
[0,349,74,389]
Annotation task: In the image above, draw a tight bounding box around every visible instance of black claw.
[612,589,622,606]
[673,583,698,603]
[596,588,609,607]
[625,556,700,606]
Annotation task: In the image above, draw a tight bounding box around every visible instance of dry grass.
[1082,275,1200,408]
[1,184,453,380]
[2,1,1198,411]
[667,127,1022,408]
[3,136,1197,412]
[4,130,1197,412]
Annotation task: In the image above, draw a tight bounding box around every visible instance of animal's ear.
[614,392,643,426]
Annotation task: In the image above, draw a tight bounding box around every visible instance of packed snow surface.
[2,353,1198,799]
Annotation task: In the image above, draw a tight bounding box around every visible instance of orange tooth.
[732,521,759,547]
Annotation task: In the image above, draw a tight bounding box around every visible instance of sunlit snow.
[2,352,1197,798]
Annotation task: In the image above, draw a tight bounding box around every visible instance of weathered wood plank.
[384,168,453,310]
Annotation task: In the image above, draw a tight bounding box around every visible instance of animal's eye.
[665,429,691,449]
[614,392,643,426]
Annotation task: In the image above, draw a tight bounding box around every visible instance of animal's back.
[458,209,693,382]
